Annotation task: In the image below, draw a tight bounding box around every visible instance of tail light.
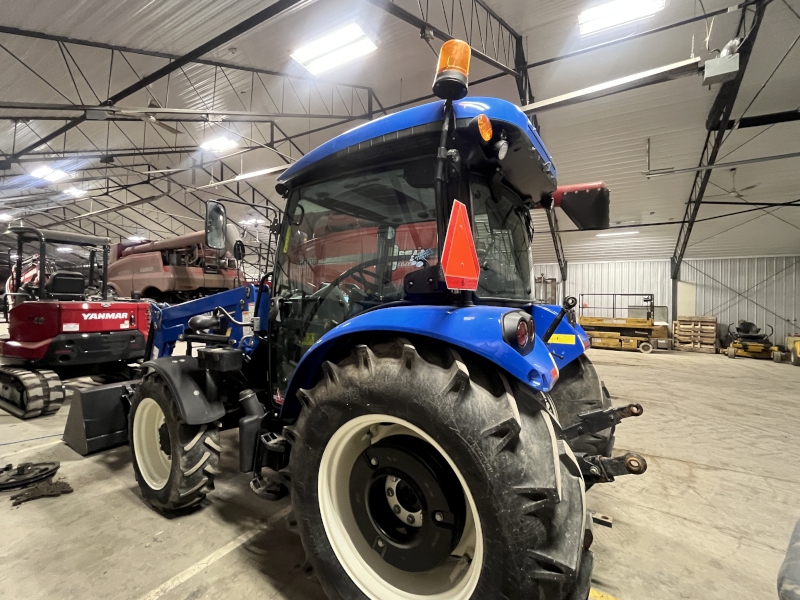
[503,310,535,356]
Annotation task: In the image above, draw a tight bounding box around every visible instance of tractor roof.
[277,97,555,184]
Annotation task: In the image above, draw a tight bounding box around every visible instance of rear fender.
[532,304,590,370]
[141,356,224,425]
[282,304,579,418]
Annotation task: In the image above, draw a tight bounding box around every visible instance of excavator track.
[0,366,65,419]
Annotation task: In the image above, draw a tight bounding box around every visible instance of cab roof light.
[432,40,471,100]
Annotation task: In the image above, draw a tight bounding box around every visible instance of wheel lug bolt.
[434,511,444,522]
[406,515,415,524]
[377,539,385,548]
[370,457,379,467]
[393,505,401,514]
[387,488,394,497]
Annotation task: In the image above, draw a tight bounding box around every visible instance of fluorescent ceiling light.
[0,213,13,221]
[56,246,73,253]
[200,137,238,152]
[292,23,376,75]
[31,166,69,182]
[596,230,639,237]
[239,218,266,226]
[128,236,146,242]
[64,187,86,197]
[579,0,665,36]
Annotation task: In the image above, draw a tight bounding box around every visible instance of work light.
[432,40,471,100]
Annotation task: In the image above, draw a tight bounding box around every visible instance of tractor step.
[561,403,643,439]
[580,452,648,485]
[0,366,64,419]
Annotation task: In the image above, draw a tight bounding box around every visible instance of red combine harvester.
[107,225,245,302]
[0,227,150,418]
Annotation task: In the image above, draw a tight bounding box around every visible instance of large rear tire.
[547,355,613,457]
[129,373,221,512]
[288,338,590,600]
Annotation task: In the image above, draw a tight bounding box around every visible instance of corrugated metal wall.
[533,260,673,318]
[680,257,800,343]
[534,256,800,343]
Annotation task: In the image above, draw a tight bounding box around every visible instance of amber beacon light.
[432,40,471,100]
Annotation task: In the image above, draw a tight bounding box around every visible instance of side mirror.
[205,201,226,249]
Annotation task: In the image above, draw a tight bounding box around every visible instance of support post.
[670,0,769,307]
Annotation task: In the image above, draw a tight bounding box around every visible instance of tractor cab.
[270,55,609,399]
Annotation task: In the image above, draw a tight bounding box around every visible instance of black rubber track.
[287,338,590,600]
[547,355,614,457]
[129,373,221,512]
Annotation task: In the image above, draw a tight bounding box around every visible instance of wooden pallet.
[672,340,717,354]
[673,316,717,353]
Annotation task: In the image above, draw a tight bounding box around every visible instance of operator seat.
[45,271,86,301]
[735,320,769,342]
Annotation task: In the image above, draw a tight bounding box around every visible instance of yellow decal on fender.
[549,334,577,345]
[283,229,291,253]
[302,332,316,346]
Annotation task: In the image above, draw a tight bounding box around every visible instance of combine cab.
[0,227,150,418]
[107,225,245,302]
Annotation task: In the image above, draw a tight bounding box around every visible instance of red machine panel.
[57,301,150,337]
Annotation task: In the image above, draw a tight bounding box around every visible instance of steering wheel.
[311,257,385,302]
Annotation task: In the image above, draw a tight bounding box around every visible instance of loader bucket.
[62,381,134,455]
[552,182,610,230]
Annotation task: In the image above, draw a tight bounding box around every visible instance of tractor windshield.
[275,162,435,312]
[271,161,436,392]
[471,175,534,302]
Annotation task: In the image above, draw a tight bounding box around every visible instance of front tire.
[129,373,221,512]
[288,339,589,600]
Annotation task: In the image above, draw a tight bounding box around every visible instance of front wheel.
[773,351,783,363]
[792,346,800,366]
[728,347,737,359]
[288,339,589,600]
[129,373,221,512]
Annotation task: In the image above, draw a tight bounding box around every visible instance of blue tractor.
[126,40,646,600]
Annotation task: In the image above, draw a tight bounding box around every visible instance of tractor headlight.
[494,139,508,160]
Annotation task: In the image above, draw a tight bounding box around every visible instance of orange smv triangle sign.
[441,200,480,291]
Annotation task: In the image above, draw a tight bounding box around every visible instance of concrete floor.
[0,348,797,600]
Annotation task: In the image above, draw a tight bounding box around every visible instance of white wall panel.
[534,260,672,318]
[534,256,800,343]
[680,257,800,344]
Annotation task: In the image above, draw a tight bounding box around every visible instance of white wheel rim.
[318,414,483,600]
[133,397,172,491]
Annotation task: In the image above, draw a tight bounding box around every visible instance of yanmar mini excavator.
[0,227,150,418]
